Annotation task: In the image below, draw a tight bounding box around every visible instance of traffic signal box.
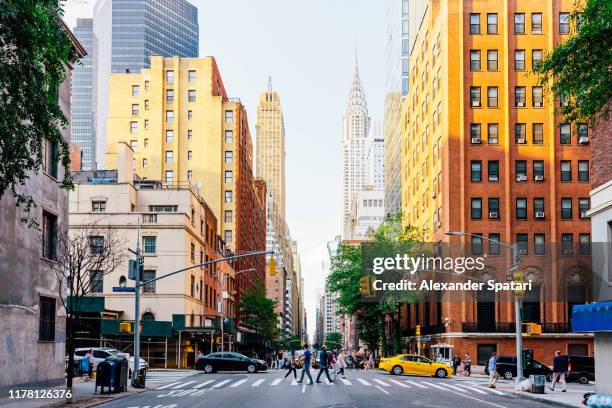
[268,257,276,277]
[416,325,421,337]
[522,349,533,368]
[513,270,525,297]
[523,322,542,336]
[359,276,375,296]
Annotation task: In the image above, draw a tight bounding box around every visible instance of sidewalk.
[504,387,585,407]
[0,377,148,408]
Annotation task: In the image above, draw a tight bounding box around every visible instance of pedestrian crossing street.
[146,370,200,384]
[151,374,508,398]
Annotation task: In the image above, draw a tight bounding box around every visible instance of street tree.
[0,0,79,224]
[43,222,126,399]
[237,281,279,344]
[535,0,611,123]
[324,331,343,349]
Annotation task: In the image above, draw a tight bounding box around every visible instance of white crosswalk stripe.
[452,383,489,395]
[230,379,248,388]
[372,379,391,387]
[291,378,298,385]
[388,379,410,388]
[147,370,199,384]
[251,379,265,387]
[324,378,334,385]
[172,380,197,389]
[156,381,181,390]
[405,380,429,388]
[270,378,282,385]
[212,379,232,388]
[420,381,448,391]
[357,378,372,386]
[466,382,506,395]
[340,378,352,385]
[193,380,215,388]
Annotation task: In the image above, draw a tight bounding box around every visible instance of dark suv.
[564,355,595,384]
[484,355,553,381]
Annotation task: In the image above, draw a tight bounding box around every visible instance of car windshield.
[233,353,248,359]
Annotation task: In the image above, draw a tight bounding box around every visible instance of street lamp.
[445,231,524,385]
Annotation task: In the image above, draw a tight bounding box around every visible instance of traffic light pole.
[512,244,524,385]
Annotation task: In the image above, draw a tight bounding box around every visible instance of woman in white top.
[337,350,347,379]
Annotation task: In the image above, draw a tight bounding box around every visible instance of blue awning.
[572,302,612,332]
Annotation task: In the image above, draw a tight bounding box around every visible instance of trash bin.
[133,367,147,389]
[95,361,112,394]
[105,357,128,393]
[529,374,546,394]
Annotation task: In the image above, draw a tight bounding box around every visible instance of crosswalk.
[152,375,508,398]
[146,370,200,385]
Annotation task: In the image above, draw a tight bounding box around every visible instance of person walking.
[463,353,472,376]
[316,345,334,383]
[297,345,314,385]
[452,354,461,375]
[549,351,568,392]
[337,350,347,379]
[278,350,286,370]
[368,352,375,370]
[86,349,95,379]
[284,350,298,380]
[488,352,498,388]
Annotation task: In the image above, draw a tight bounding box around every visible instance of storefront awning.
[572,302,612,332]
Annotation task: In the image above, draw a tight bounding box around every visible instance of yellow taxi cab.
[379,354,452,378]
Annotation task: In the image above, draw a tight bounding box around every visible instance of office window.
[515,86,526,107]
[579,234,591,255]
[534,197,545,216]
[562,233,573,255]
[488,161,499,182]
[143,270,156,293]
[533,123,544,144]
[487,13,498,34]
[165,130,174,143]
[470,50,481,70]
[187,170,192,181]
[532,49,543,68]
[42,211,57,260]
[188,90,196,102]
[187,129,193,140]
[470,87,481,107]
[471,160,482,182]
[470,13,480,34]
[188,70,196,83]
[224,170,233,183]
[516,160,527,179]
[130,121,138,133]
[165,110,174,123]
[143,236,156,254]
[471,234,483,255]
[561,161,572,181]
[531,13,543,33]
[489,234,501,255]
[517,234,529,254]
[514,13,525,34]
[190,243,195,262]
[470,123,481,142]
[533,87,543,107]
[559,123,571,144]
[166,70,174,83]
[516,198,528,219]
[144,138,149,148]
[92,201,106,212]
[225,130,233,144]
[471,198,482,219]
[533,160,544,180]
[188,110,193,120]
[514,50,525,70]
[165,150,173,164]
[487,50,498,71]
[488,198,500,219]
[90,271,103,293]
[487,87,498,107]
[132,85,139,97]
[225,151,233,164]
[579,198,590,218]
[165,170,173,183]
[132,104,139,116]
[515,123,527,143]
[224,210,233,223]
[578,160,589,181]
[534,234,546,255]
[561,198,573,219]
[225,110,233,124]
[224,190,233,203]
[142,158,148,168]
[488,123,499,144]
[187,150,192,160]
[89,235,104,254]
[166,89,174,102]
[224,230,233,244]
[144,119,149,129]
[559,12,570,34]
[39,296,56,341]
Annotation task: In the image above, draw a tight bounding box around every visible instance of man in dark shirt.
[316,345,334,383]
[550,350,568,392]
[297,344,313,384]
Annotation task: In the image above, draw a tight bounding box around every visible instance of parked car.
[73,347,148,377]
[564,355,595,384]
[484,355,553,381]
[379,354,452,378]
[196,352,268,373]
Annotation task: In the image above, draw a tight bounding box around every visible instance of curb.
[80,388,149,408]
[505,390,581,408]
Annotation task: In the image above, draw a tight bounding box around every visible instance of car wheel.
[435,368,447,378]
[503,371,514,380]
[247,364,256,373]
[392,365,403,375]
[578,374,589,385]
[204,364,214,374]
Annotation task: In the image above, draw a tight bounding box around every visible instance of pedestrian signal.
[416,325,421,337]
[268,258,276,277]
[359,276,373,296]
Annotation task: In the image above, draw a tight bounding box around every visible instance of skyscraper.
[71,18,96,170]
[256,78,286,220]
[366,120,385,191]
[342,60,371,239]
[92,0,199,168]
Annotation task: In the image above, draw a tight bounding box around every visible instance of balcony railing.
[462,322,573,334]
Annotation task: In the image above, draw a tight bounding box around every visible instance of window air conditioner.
[578,136,589,144]
[534,174,544,181]
[489,175,499,182]
[517,175,527,182]
[471,137,482,144]
[535,211,545,219]
[517,101,525,107]
[489,211,498,219]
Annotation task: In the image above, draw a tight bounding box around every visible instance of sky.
[63,0,387,342]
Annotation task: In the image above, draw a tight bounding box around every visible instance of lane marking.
[175,389,196,396]
[192,388,214,396]
[157,390,178,398]
[251,379,265,387]
[357,378,371,386]
[373,379,391,387]
[302,384,306,393]
[375,385,390,394]
[388,379,410,388]
[465,382,506,395]
[270,378,282,386]
[193,380,215,389]
[212,379,231,388]
[405,380,429,388]
[340,378,352,385]
[421,381,448,390]
[424,385,508,408]
[230,379,248,388]
[451,383,489,395]
[172,380,197,389]
[156,381,181,390]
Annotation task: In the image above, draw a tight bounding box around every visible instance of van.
[564,355,595,384]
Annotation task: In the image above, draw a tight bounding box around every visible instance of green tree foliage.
[324,331,343,349]
[0,0,78,223]
[237,281,279,342]
[535,0,612,122]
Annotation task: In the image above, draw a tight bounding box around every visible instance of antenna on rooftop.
[268,76,272,92]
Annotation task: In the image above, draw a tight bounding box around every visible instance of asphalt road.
[96,369,561,408]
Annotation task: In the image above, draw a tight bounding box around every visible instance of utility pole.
[512,243,524,385]
[132,217,142,386]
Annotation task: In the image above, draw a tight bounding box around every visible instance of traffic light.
[513,270,525,297]
[215,336,222,344]
[526,323,542,336]
[128,259,144,281]
[522,349,533,368]
[359,276,373,296]
[416,325,421,337]
[120,322,131,333]
[268,257,276,277]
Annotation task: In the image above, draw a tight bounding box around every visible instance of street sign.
[417,337,432,342]
[112,286,136,292]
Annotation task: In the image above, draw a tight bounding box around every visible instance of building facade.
[366,120,385,191]
[105,56,266,327]
[348,187,386,240]
[92,0,199,168]
[342,61,371,239]
[0,24,85,390]
[400,0,593,363]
